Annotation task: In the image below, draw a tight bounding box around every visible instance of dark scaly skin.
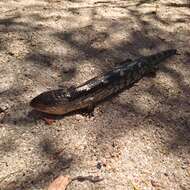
[30,49,177,115]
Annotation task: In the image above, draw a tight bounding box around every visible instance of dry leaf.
[48,175,71,190]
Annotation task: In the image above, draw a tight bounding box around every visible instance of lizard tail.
[143,49,177,66]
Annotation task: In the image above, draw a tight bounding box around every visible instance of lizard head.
[30,89,71,115]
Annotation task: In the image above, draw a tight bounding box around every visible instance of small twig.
[72,175,104,183]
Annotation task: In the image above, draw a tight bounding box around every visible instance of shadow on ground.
[1,137,73,190]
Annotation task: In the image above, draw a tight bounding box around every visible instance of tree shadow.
[1,0,188,154]
[0,137,73,190]
[25,52,56,67]
[0,137,17,153]
[4,0,187,155]
[0,15,20,27]
[0,1,190,189]
[144,11,170,25]
[136,0,158,7]
[54,26,109,60]
[160,64,190,95]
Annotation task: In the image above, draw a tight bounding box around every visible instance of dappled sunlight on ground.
[0,0,190,189]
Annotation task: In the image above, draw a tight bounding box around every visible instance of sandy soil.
[0,0,190,189]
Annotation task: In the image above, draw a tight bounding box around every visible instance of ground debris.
[0,107,7,122]
[48,175,103,190]
[48,175,71,190]
[151,179,162,188]
[72,175,104,183]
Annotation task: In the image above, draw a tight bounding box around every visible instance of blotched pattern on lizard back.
[30,49,177,115]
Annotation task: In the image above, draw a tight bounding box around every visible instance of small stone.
[112,142,116,147]
[164,172,169,176]
[96,162,102,169]
[106,164,112,171]
[151,180,161,187]
[7,52,14,56]
[0,111,6,122]
[101,158,107,167]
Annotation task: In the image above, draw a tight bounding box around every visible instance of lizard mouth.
[30,96,39,108]
[30,98,56,114]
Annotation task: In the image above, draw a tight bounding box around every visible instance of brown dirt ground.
[0,0,190,189]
